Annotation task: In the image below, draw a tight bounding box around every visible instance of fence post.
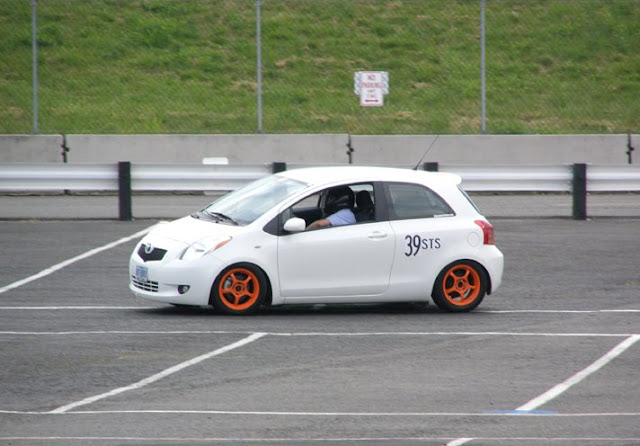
[118,161,132,221]
[572,163,587,220]
[256,0,263,134]
[480,0,486,133]
[31,0,39,134]
[272,162,287,173]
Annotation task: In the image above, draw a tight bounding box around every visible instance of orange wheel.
[210,264,267,315]
[432,261,487,312]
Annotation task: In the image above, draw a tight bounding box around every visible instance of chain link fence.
[1,0,639,135]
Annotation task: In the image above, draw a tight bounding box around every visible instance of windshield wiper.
[205,211,238,225]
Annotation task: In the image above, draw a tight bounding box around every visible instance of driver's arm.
[306,218,331,230]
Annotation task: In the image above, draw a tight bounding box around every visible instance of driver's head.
[324,186,355,215]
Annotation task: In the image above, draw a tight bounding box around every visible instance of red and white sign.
[360,86,384,106]
[354,71,389,107]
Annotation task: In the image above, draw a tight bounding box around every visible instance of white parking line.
[517,334,640,411]
[0,306,155,310]
[4,409,640,417]
[0,330,637,337]
[1,307,639,313]
[0,225,155,296]
[481,309,640,313]
[48,332,266,414]
[1,436,639,444]
[446,334,640,446]
[447,439,474,446]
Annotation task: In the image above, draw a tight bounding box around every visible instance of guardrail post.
[572,163,587,220]
[423,162,439,172]
[272,162,287,173]
[118,161,132,221]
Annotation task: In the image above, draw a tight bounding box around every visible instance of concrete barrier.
[1,134,636,165]
[351,134,635,165]
[0,135,63,163]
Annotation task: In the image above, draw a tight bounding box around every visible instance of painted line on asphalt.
[1,436,639,444]
[3,409,640,417]
[0,225,156,296]
[517,334,640,411]
[0,306,157,310]
[447,439,474,446]
[48,332,266,414]
[446,334,640,446]
[0,330,637,337]
[480,309,640,313]
[1,307,639,313]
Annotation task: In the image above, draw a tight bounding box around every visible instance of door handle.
[367,231,388,240]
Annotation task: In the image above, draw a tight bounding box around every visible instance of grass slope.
[0,0,639,134]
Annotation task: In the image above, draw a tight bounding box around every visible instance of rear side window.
[458,186,482,213]
[385,182,454,220]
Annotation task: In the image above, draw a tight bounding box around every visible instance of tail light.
[474,220,495,245]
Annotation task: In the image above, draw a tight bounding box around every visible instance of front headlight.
[181,236,232,261]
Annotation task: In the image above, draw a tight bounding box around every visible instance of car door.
[277,183,395,300]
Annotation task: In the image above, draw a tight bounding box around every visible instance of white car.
[129,166,503,314]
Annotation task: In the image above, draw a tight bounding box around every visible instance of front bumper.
[129,242,224,306]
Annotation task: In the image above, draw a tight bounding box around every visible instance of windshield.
[201,175,307,226]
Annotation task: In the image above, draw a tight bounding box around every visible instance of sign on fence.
[354,71,389,107]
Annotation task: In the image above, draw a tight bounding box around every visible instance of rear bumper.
[483,246,504,294]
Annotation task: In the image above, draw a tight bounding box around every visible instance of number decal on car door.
[404,235,441,257]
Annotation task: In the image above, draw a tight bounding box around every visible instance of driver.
[307,186,356,230]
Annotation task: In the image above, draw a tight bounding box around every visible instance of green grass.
[0,0,639,134]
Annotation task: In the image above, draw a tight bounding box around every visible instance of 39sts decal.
[404,235,441,257]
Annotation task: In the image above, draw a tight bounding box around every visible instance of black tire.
[432,260,487,312]
[210,263,267,315]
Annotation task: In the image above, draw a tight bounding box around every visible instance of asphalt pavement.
[0,206,639,445]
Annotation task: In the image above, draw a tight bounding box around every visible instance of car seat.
[354,190,374,222]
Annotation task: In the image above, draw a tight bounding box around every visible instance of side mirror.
[283,217,306,233]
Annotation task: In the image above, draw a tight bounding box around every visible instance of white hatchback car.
[129,166,503,314]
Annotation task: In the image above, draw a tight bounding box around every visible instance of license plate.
[136,265,149,282]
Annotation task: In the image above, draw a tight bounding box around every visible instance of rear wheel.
[432,260,487,312]
[210,263,267,315]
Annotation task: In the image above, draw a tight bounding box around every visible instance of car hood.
[147,216,245,245]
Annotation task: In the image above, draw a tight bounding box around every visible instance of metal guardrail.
[0,163,118,191]
[2,162,639,192]
[1,162,638,219]
[584,165,640,192]
[0,163,273,192]
[131,164,272,191]
[440,164,575,192]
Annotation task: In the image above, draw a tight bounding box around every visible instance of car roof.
[278,166,461,188]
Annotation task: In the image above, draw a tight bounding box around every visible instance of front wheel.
[432,260,487,312]
[210,263,267,315]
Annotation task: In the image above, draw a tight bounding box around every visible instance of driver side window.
[283,183,373,231]
[289,191,323,227]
